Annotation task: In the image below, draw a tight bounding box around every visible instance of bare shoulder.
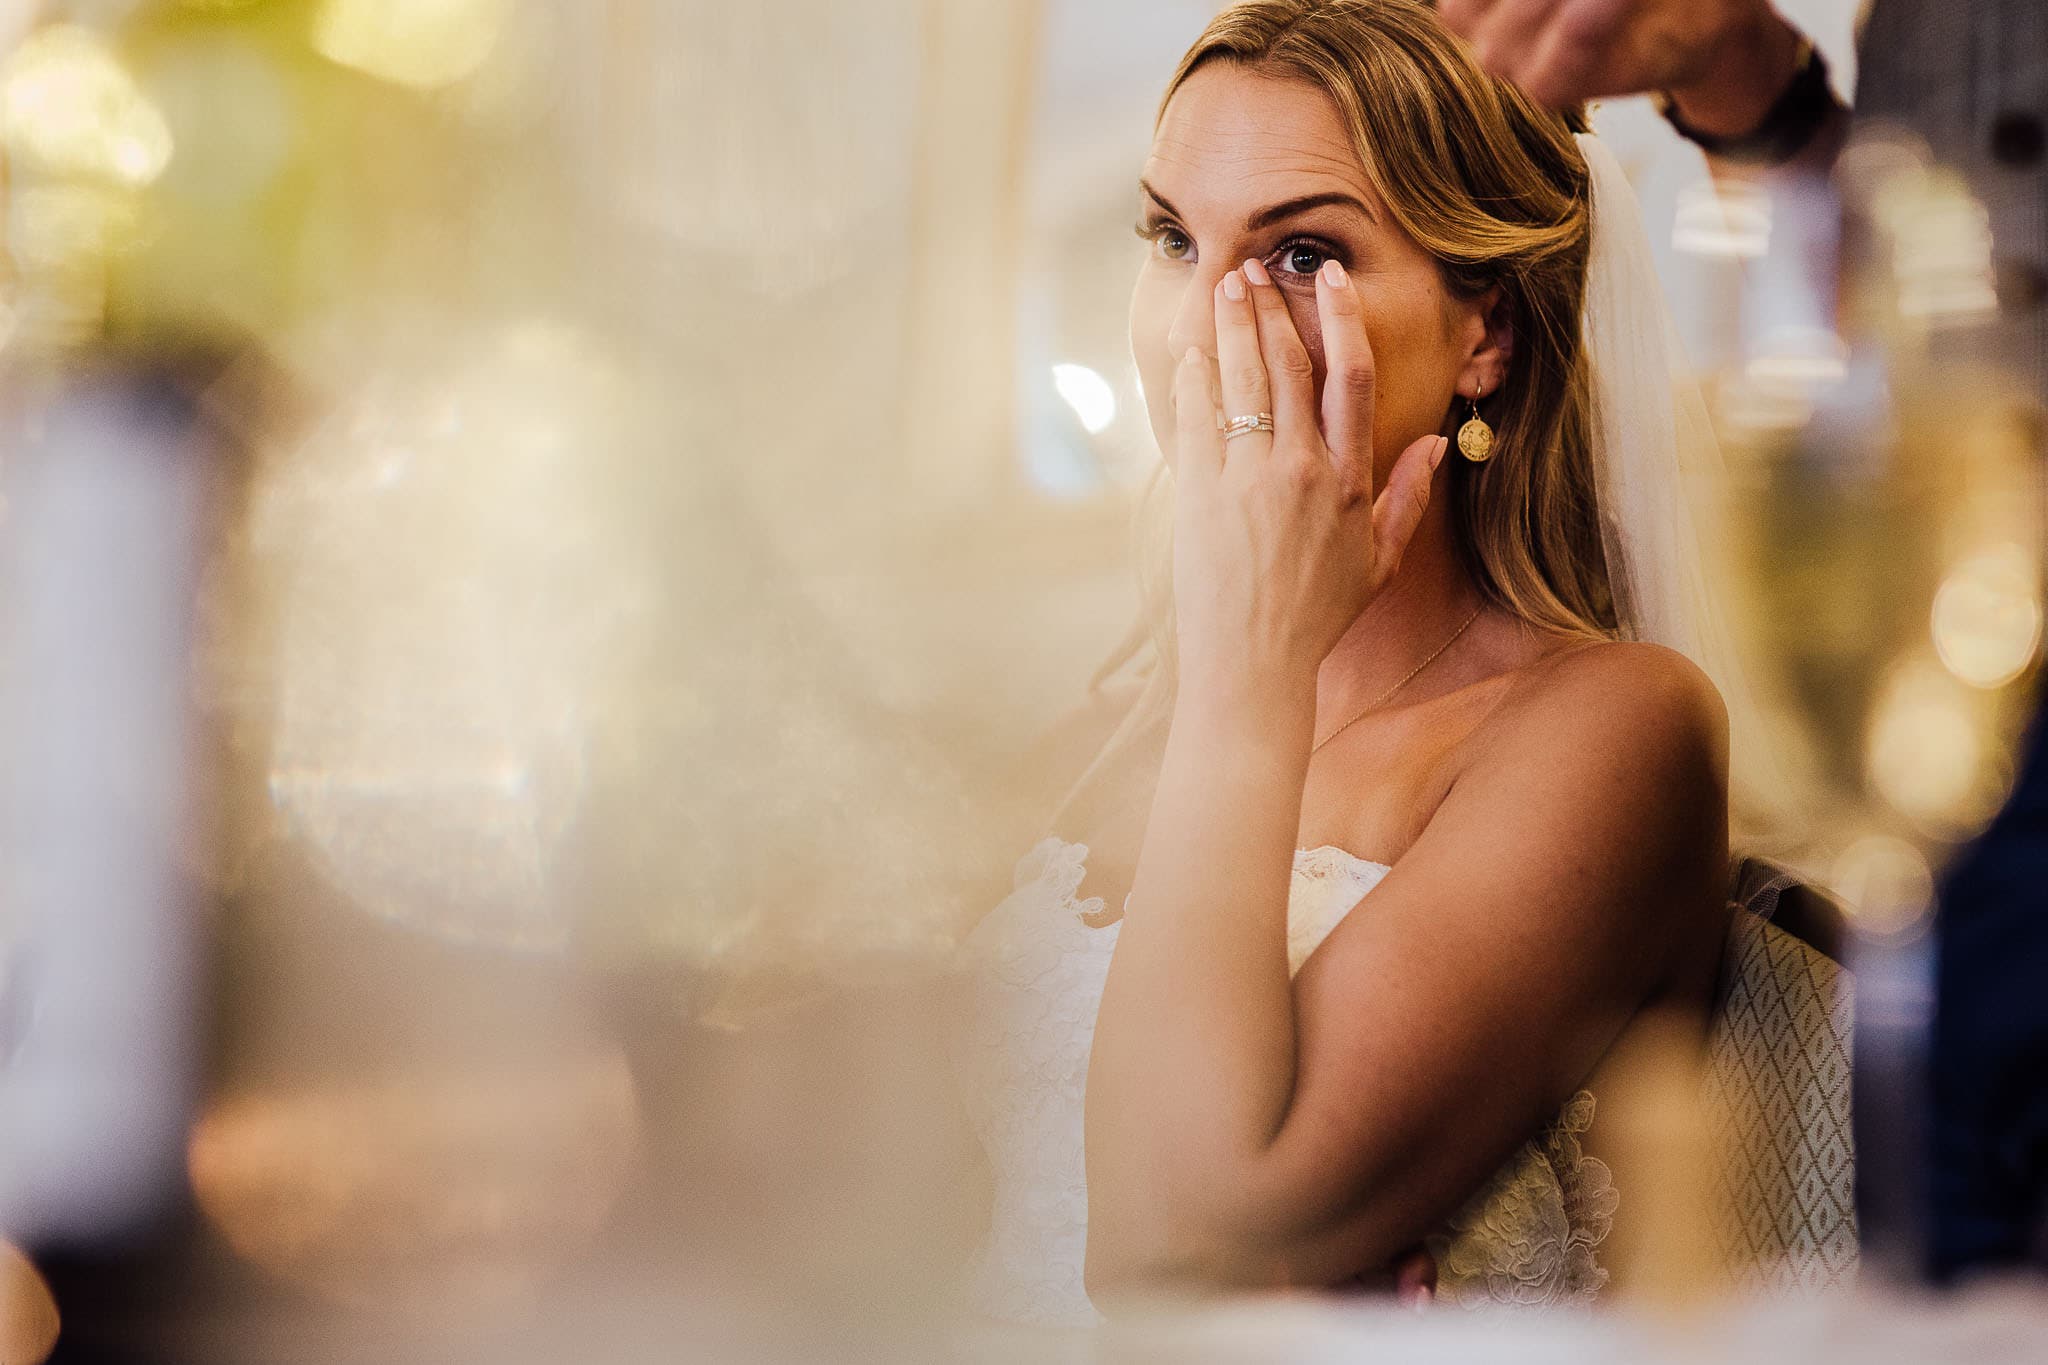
[1504,639,1723,752]
[1397,639,1732,967]
[1463,638,1729,810]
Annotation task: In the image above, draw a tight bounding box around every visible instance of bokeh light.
[1829,834,1936,943]
[221,322,653,950]
[1052,362,1117,435]
[1673,178,1770,259]
[1746,327,1850,390]
[1866,660,1986,828]
[134,28,291,209]
[311,0,507,92]
[1932,543,2042,689]
[1872,164,2000,327]
[1,23,171,187]
[189,1050,640,1315]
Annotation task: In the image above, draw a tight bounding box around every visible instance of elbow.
[1083,1153,1416,1303]
[1080,1228,1151,1305]
[1082,1177,1244,1304]
[1082,1128,1261,1299]
[1083,1183,1294,1304]
[1083,1213,1233,1307]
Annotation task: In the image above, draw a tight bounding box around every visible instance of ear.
[1454,286,1514,401]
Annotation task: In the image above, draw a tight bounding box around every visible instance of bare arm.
[1085,644,1728,1293]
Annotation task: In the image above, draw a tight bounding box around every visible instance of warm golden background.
[0,1,2036,1360]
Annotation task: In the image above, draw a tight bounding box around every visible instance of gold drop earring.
[1458,385,1496,463]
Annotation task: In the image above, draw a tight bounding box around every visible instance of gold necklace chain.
[1310,607,1484,755]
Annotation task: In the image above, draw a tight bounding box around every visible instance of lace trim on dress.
[1425,1091,1618,1307]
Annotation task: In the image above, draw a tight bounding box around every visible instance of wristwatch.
[1653,37,1841,168]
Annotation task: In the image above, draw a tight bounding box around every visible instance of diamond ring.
[1218,412,1276,442]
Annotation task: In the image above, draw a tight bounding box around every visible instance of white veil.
[1575,133,1784,844]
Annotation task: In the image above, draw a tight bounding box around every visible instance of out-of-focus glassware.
[1729,125,2043,1276]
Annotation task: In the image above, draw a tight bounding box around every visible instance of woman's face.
[1130,64,1504,481]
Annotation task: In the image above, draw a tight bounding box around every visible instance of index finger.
[1242,259,1320,444]
[1315,259,1376,503]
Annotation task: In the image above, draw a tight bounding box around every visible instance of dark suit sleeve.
[1856,0,2048,1279]
[1932,715,2048,1278]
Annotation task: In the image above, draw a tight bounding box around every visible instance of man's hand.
[1438,0,1806,139]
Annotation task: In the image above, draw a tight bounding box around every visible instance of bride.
[953,0,1825,1325]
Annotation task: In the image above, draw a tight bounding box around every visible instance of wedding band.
[1218,412,1275,441]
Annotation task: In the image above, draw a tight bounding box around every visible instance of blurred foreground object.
[211,321,655,953]
[1686,0,2048,1287]
[1850,0,2048,1286]
[188,992,640,1315]
[0,0,1035,1356]
[1741,130,2043,1281]
[0,371,209,1247]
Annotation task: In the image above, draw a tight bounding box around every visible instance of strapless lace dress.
[949,837,1618,1327]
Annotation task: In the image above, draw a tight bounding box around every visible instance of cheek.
[1278,289,1329,389]
[1300,282,1459,475]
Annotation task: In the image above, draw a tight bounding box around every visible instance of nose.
[1165,261,1228,362]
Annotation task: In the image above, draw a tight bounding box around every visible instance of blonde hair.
[1059,0,1616,825]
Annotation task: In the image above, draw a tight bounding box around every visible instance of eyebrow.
[1141,181,1376,230]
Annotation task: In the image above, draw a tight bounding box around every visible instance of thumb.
[1371,434,1449,579]
[1392,1246,1437,1310]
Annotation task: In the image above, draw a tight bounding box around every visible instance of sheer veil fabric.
[1575,133,1788,842]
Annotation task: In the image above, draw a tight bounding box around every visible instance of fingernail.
[1322,259,1348,288]
[1432,435,1449,469]
[1222,271,1245,302]
[1242,258,1272,288]
[1183,346,1204,368]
